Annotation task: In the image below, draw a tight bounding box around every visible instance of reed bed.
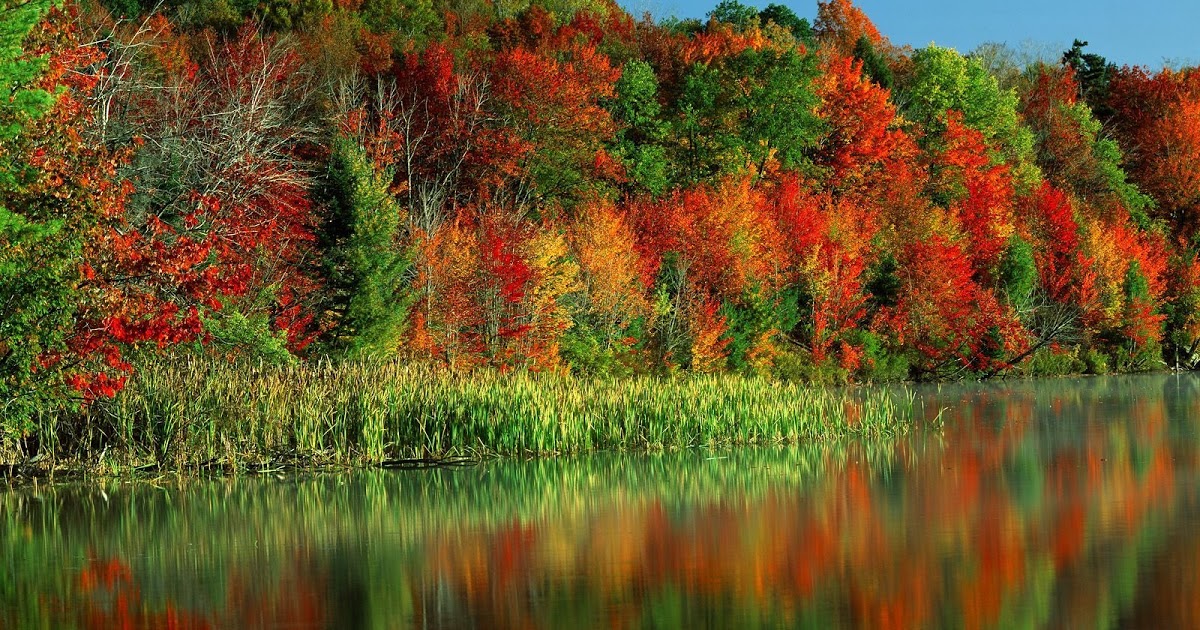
[53,359,924,471]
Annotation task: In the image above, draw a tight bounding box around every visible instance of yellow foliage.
[572,201,649,341]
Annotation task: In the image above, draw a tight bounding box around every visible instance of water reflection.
[4,374,1200,629]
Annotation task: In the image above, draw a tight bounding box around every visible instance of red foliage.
[814,56,903,192]
[879,235,1026,373]
[766,177,874,365]
[1108,67,1200,236]
[935,113,1016,280]
[1029,183,1093,308]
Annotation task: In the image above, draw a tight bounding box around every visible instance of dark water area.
[4,374,1200,629]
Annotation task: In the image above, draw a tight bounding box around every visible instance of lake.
[4,373,1200,628]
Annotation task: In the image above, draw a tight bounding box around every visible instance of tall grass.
[39,359,924,471]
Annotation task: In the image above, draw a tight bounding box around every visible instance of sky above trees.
[631,0,1199,68]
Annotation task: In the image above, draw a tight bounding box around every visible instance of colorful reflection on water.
[5,374,1200,629]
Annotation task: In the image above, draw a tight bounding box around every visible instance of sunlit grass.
[39,358,926,472]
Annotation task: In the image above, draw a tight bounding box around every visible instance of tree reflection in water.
[4,374,1200,629]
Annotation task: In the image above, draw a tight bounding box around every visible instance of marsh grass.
[28,359,924,472]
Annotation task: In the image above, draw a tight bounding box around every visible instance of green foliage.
[0,0,54,154]
[1053,97,1156,228]
[707,0,758,30]
[1123,259,1150,304]
[758,4,812,43]
[201,303,297,366]
[851,330,911,383]
[1083,347,1109,374]
[719,287,779,373]
[1020,344,1085,377]
[865,253,901,309]
[904,44,1038,184]
[733,47,823,175]
[1061,39,1115,121]
[1093,134,1155,230]
[659,16,705,36]
[853,35,893,89]
[321,138,417,360]
[770,348,848,385]
[257,0,333,31]
[167,0,256,30]
[98,0,152,19]
[612,60,669,195]
[672,47,822,184]
[0,210,78,428]
[360,0,440,41]
[0,0,76,431]
[998,235,1037,311]
[560,321,639,377]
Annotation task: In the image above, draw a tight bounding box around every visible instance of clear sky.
[623,0,1200,69]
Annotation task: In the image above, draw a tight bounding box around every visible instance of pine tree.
[321,137,416,359]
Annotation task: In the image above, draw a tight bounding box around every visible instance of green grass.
[10,359,927,473]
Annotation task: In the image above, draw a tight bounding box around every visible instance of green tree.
[0,0,75,429]
[672,47,822,184]
[903,44,1039,189]
[707,0,758,30]
[361,0,440,42]
[998,234,1037,311]
[852,35,893,89]
[1061,39,1115,121]
[321,138,417,359]
[257,0,333,31]
[611,60,669,195]
[758,4,812,43]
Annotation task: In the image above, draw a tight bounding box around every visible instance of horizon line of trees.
[5,0,1200,427]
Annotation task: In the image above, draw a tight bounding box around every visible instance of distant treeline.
[4,0,1200,426]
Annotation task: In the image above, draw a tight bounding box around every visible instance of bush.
[1020,345,1085,377]
[771,349,849,385]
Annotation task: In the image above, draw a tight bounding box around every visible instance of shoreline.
[3,361,1183,484]
[3,359,928,482]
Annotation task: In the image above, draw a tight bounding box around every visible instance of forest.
[4,0,1200,432]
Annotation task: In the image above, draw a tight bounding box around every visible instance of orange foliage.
[571,201,650,339]
[935,112,1017,280]
[814,0,884,59]
[1108,67,1200,236]
[688,298,731,371]
[814,56,903,192]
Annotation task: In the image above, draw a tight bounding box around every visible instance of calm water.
[4,374,1200,629]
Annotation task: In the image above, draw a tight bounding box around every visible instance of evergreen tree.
[1062,39,1115,122]
[321,138,417,359]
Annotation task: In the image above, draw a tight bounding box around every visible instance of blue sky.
[621,0,1199,68]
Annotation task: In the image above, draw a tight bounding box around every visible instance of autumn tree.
[812,55,904,193]
[813,0,882,60]
[562,200,649,374]
[97,21,324,357]
[878,235,1026,377]
[902,44,1038,189]
[489,35,622,210]
[1018,63,1152,227]
[0,0,71,427]
[931,113,1016,280]
[1107,66,1200,239]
